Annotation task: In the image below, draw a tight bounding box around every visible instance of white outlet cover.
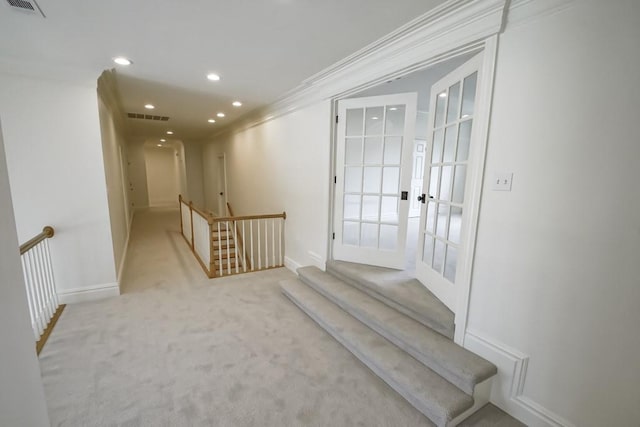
[492,172,513,191]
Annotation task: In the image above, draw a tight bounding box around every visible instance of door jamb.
[327,36,499,345]
[216,153,228,216]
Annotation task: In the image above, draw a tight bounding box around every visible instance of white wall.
[0,72,118,303]
[184,141,205,207]
[203,101,332,269]
[0,119,50,427]
[97,92,132,284]
[144,145,180,207]
[464,1,640,426]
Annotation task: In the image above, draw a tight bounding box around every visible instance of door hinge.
[334,176,337,184]
[332,232,335,240]
[335,115,339,123]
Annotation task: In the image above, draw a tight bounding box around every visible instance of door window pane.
[443,125,458,163]
[449,206,462,244]
[345,138,363,164]
[380,196,399,223]
[344,195,361,220]
[457,120,472,162]
[384,136,402,164]
[361,223,379,248]
[452,165,467,204]
[431,129,444,163]
[444,246,458,282]
[363,167,381,193]
[346,108,364,136]
[434,92,446,128]
[446,82,461,124]
[364,137,383,164]
[344,167,362,193]
[382,167,400,194]
[365,107,384,135]
[423,235,435,265]
[362,196,379,221]
[429,166,440,199]
[461,72,478,118]
[440,166,453,201]
[385,105,405,135]
[436,205,450,239]
[426,201,436,233]
[343,221,359,245]
[433,240,446,273]
[379,225,398,251]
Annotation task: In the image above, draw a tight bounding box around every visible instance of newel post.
[189,201,195,251]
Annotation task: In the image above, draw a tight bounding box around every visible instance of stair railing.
[19,225,65,355]
[179,195,286,278]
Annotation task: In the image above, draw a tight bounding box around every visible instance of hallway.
[38,209,520,426]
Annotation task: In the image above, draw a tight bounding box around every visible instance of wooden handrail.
[210,212,287,222]
[20,226,55,255]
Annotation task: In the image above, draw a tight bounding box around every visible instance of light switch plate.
[492,173,513,191]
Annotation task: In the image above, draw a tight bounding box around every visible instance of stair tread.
[327,260,454,339]
[298,266,497,395]
[281,279,473,426]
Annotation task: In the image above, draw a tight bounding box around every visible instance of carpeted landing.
[38,208,524,426]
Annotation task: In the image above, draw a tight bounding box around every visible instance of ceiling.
[0,0,447,141]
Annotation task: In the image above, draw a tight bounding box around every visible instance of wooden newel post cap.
[43,226,55,238]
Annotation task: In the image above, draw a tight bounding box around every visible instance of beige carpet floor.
[39,208,524,426]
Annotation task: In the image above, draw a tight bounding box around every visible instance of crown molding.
[97,69,129,135]
[210,0,508,140]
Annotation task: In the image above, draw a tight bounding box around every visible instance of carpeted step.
[298,266,497,395]
[281,279,473,427]
[326,260,454,339]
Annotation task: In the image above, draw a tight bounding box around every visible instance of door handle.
[417,194,426,203]
[219,192,224,196]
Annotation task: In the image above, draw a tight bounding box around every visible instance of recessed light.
[166,131,174,135]
[157,144,162,147]
[207,73,221,81]
[144,104,155,109]
[160,139,166,142]
[113,57,132,66]
[439,93,447,98]
[389,107,398,111]
[217,112,225,118]
[208,119,216,123]
[232,101,242,107]
[371,116,379,120]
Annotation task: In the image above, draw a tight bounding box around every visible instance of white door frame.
[328,37,498,345]
[217,153,228,216]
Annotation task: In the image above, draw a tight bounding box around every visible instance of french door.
[416,54,482,311]
[334,93,417,269]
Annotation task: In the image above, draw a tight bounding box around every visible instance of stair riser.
[298,274,474,395]
[283,288,452,427]
[327,265,454,339]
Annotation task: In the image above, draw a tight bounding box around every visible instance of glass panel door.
[416,54,482,311]
[334,93,417,269]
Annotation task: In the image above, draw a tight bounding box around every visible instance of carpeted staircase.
[280,260,498,427]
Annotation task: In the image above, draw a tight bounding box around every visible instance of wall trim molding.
[116,209,135,288]
[210,0,508,140]
[57,282,120,304]
[284,256,302,274]
[465,330,575,427]
[505,0,576,30]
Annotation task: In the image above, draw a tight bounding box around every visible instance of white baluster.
[257,220,262,270]
[242,220,247,273]
[279,218,283,266]
[250,220,255,271]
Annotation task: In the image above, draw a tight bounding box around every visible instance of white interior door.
[334,93,417,269]
[217,154,227,216]
[416,54,482,311]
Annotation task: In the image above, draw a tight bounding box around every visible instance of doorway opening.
[143,140,187,208]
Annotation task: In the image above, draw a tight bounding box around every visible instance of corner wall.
[203,101,332,270]
[0,72,118,303]
[0,118,50,427]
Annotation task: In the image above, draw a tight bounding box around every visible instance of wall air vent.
[5,0,46,17]
[127,113,170,121]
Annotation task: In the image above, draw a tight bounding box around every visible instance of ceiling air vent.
[127,113,170,121]
[5,0,46,17]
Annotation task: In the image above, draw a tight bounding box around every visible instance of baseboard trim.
[57,282,120,304]
[284,256,302,274]
[464,330,575,427]
[307,251,325,270]
[116,210,135,287]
